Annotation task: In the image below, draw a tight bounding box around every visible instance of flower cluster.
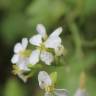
[11,24,88,96]
[38,71,69,96]
[11,24,64,82]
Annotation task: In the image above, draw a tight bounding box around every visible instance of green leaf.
[50,72,57,84]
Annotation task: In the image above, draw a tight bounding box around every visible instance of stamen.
[19,50,31,57]
[12,65,20,75]
[45,85,54,93]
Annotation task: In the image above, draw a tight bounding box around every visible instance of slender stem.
[67,20,82,59]
[82,39,96,47]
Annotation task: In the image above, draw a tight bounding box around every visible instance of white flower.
[11,38,30,71]
[38,71,68,96]
[74,88,88,96]
[38,71,52,89]
[29,24,63,65]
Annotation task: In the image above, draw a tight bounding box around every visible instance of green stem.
[82,39,96,47]
[67,21,82,59]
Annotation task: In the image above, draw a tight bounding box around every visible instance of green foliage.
[0,0,26,11]
[4,79,26,96]
[84,0,96,15]
[26,0,65,27]
[2,14,30,43]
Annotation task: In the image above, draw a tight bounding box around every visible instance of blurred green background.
[0,0,96,96]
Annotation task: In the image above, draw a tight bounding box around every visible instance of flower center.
[19,50,31,58]
[12,65,21,75]
[45,85,54,93]
[39,43,46,51]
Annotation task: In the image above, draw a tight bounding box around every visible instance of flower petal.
[18,72,28,83]
[14,43,23,53]
[40,51,54,65]
[36,24,47,39]
[45,36,61,49]
[22,38,28,49]
[29,49,40,65]
[18,57,30,71]
[38,71,52,89]
[54,89,69,96]
[49,27,62,37]
[75,88,88,96]
[11,54,19,64]
[29,34,42,46]
[44,27,62,49]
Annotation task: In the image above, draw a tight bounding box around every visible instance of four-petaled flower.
[11,38,30,71]
[29,24,64,65]
[11,24,66,84]
[38,71,68,96]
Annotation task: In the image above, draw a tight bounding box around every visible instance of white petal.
[18,57,30,71]
[54,89,69,96]
[49,27,62,37]
[22,38,28,49]
[38,71,52,89]
[18,73,27,83]
[14,43,23,53]
[11,54,19,64]
[45,36,61,49]
[29,34,42,46]
[40,51,54,65]
[29,49,40,65]
[44,27,62,49]
[36,24,47,39]
[75,89,88,96]
[19,63,30,71]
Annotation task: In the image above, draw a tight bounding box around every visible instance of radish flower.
[11,38,30,71]
[29,24,64,65]
[38,71,68,96]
